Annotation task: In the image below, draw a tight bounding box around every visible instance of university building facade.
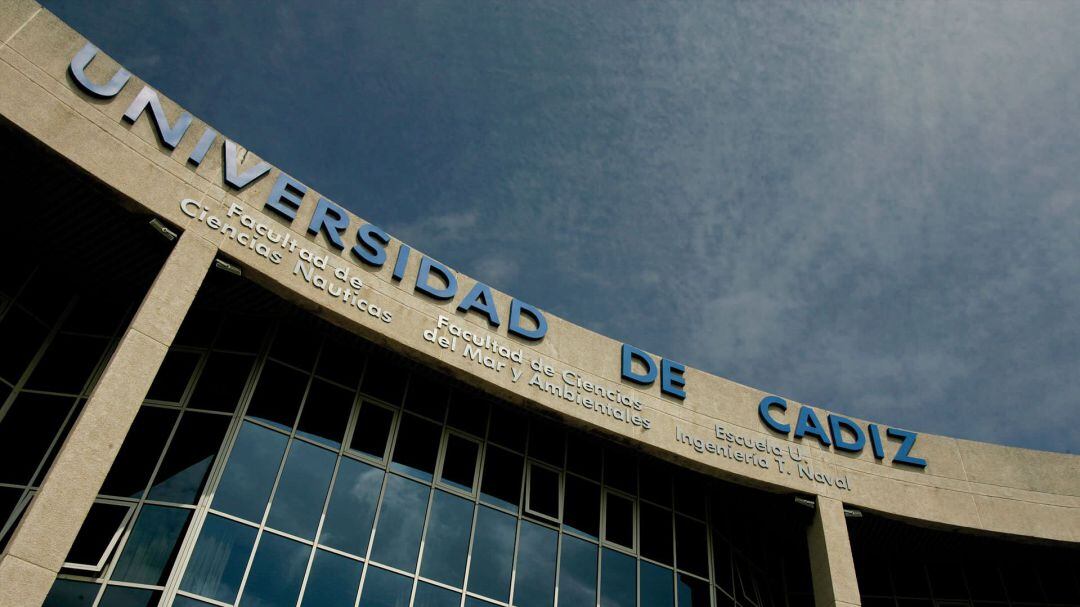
[0,3,1076,607]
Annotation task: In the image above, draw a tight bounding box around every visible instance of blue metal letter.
[415,256,458,300]
[508,300,547,341]
[69,43,131,98]
[660,359,686,399]
[828,414,866,453]
[122,86,192,149]
[307,198,349,250]
[223,140,271,190]
[867,423,885,460]
[265,173,307,222]
[188,128,217,166]
[887,428,927,468]
[793,407,832,447]
[458,283,501,327]
[392,244,411,282]
[353,224,390,267]
[758,396,790,434]
[620,344,657,385]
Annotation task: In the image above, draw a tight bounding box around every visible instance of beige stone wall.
[0,0,1076,552]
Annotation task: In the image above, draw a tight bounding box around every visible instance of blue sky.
[43,1,1080,453]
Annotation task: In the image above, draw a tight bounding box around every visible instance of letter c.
[758,396,790,434]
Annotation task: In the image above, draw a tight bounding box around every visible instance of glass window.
[390,414,441,481]
[677,574,710,607]
[487,406,527,452]
[316,337,363,388]
[357,566,412,607]
[527,463,560,520]
[350,402,395,459]
[926,562,966,599]
[0,392,73,484]
[270,322,320,370]
[213,422,289,522]
[467,506,517,602]
[439,433,480,492]
[64,502,131,572]
[891,562,929,597]
[360,356,408,405]
[639,460,671,506]
[446,392,488,437]
[600,548,636,607]
[43,579,100,607]
[215,314,268,354]
[171,596,217,607]
[566,433,602,480]
[603,449,636,496]
[563,476,600,538]
[238,532,311,607]
[639,502,673,565]
[320,457,383,556]
[403,373,449,420]
[62,295,128,337]
[559,535,598,607]
[100,406,177,499]
[297,378,354,447]
[246,360,308,431]
[640,561,674,607]
[673,475,706,520]
[187,352,254,413]
[480,446,522,511]
[604,491,634,550]
[528,420,564,466]
[964,563,1005,601]
[26,333,106,394]
[147,412,230,504]
[712,536,733,595]
[145,350,200,402]
[301,549,363,607]
[675,516,708,577]
[267,440,336,539]
[513,520,557,607]
[420,490,474,587]
[97,586,159,607]
[370,474,430,572]
[111,505,191,585]
[465,599,500,607]
[173,308,218,348]
[0,307,47,382]
[180,514,258,604]
[413,582,460,607]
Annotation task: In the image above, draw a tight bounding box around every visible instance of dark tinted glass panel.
[487,406,527,452]
[145,350,200,402]
[246,360,308,431]
[446,392,488,437]
[514,520,557,607]
[239,532,310,607]
[148,412,230,504]
[926,562,966,599]
[101,406,177,498]
[413,583,460,607]
[0,307,47,381]
[559,535,598,607]
[0,486,20,532]
[964,563,1004,600]
[65,502,129,568]
[673,475,707,520]
[675,516,708,577]
[320,457,383,556]
[420,490,474,586]
[370,474,429,572]
[297,378,354,447]
[357,566,411,607]
[390,414,441,481]
[26,333,106,393]
[0,392,73,484]
[640,561,674,607]
[360,355,408,405]
[43,579,99,607]
[891,562,929,597]
[527,464,560,519]
[267,441,336,539]
[712,537,733,594]
[214,314,268,354]
[173,308,218,348]
[600,548,636,607]
[18,272,68,323]
[528,420,564,466]
[677,574,710,607]
[480,446,522,511]
[467,506,517,601]
[180,514,258,603]
[639,460,671,506]
[566,433,602,480]
[350,403,394,459]
[639,502,673,565]
[171,597,217,607]
[213,422,289,522]
[0,382,9,412]
[1004,562,1044,602]
[301,550,363,607]
[316,337,363,388]
[188,352,254,412]
[440,434,479,491]
[605,492,634,549]
[465,599,500,607]
[270,322,320,370]
[112,506,191,585]
[563,476,600,538]
[403,373,448,420]
[62,295,128,337]
[97,586,159,607]
[604,449,636,495]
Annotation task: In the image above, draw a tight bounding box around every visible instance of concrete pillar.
[0,229,217,607]
[807,495,862,607]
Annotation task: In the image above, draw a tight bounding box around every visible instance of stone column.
[0,229,217,607]
[807,495,862,607]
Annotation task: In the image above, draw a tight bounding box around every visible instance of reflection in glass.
[563,475,600,538]
[320,457,383,556]
[640,561,674,607]
[267,441,336,539]
[97,586,159,607]
[100,406,176,499]
[675,515,708,577]
[390,414,441,481]
[246,360,308,431]
[350,403,394,459]
[370,474,429,572]
[43,579,99,607]
[677,573,711,607]
[180,514,258,603]
[65,502,129,569]
[479,446,522,511]
[439,434,479,492]
[639,502,673,565]
[513,520,557,607]
[171,597,217,607]
[413,582,460,607]
[213,422,288,522]
[300,550,362,607]
[527,463,560,519]
[558,535,597,607]
[147,412,229,504]
[420,490,474,586]
[297,378,354,446]
[467,506,517,602]
[357,566,411,607]
[112,506,191,585]
[600,548,636,607]
[238,532,310,607]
